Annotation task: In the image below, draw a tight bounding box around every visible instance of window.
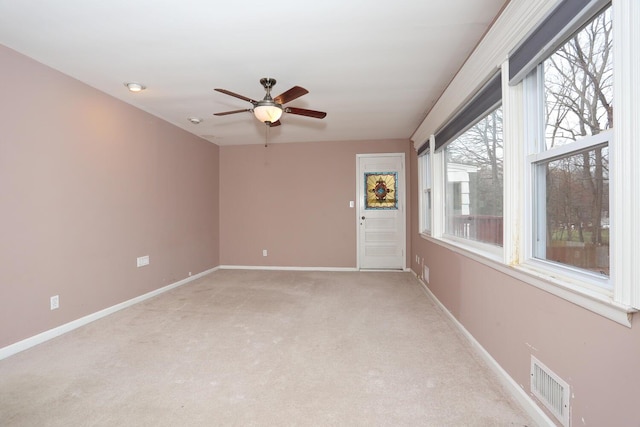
[527,5,612,282]
[445,107,504,247]
[415,0,640,318]
[419,152,432,234]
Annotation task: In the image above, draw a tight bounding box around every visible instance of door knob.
[361,216,366,220]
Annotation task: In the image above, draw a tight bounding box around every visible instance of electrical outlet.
[50,295,59,310]
[136,255,150,267]
[423,265,430,284]
[262,249,268,257]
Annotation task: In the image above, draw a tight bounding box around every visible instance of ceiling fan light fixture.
[125,82,146,92]
[214,78,326,125]
[253,102,283,123]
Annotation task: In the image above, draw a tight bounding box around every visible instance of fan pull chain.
[265,122,270,147]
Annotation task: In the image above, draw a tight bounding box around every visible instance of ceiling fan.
[213,78,327,127]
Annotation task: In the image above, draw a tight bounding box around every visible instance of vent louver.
[531,356,570,426]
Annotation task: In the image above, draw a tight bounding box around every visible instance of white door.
[357,153,405,269]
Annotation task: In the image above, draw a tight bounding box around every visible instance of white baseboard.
[218,265,358,272]
[410,270,555,427]
[0,266,219,361]
[218,265,412,272]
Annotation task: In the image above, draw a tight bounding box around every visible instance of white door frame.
[356,152,406,270]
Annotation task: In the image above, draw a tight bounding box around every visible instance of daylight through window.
[445,107,504,247]
[529,5,612,278]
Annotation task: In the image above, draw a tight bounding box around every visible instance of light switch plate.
[50,295,59,310]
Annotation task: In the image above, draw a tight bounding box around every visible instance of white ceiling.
[0,0,507,146]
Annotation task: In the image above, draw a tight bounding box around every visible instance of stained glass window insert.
[365,172,398,209]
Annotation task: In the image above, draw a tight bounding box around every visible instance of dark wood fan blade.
[274,86,308,105]
[214,109,252,116]
[268,120,282,127]
[214,88,256,104]
[286,107,327,119]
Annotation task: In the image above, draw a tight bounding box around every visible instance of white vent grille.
[531,356,570,426]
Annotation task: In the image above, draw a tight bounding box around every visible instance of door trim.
[356,152,406,270]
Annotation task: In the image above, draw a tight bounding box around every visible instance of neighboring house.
[446,162,476,216]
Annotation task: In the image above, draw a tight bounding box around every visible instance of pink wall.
[219,140,411,268]
[0,45,220,348]
[408,148,640,425]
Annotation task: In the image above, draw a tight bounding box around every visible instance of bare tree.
[543,7,612,251]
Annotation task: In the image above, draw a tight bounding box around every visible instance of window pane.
[543,6,613,150]
[536,145,609,275]
[445,107,503,246]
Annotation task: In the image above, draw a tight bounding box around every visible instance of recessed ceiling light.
[188,117,202,124]
[124,82,146,92]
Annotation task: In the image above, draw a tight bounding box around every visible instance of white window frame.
[611,0,640,309]
[418,150,432,235]
[418,0,640,325]
[523,57,613,292]
[505,0,640,323]
[436,105,505,262]
[522,3,615,293]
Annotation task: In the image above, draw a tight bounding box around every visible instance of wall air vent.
[531,356,570,426]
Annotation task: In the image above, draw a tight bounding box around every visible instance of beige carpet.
[0,270,534,426]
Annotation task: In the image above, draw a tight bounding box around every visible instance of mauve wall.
[0,45,220,348]
[219,140,411,268]
[408,148,640,426]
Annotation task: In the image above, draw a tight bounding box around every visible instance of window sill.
[418,233,635,327]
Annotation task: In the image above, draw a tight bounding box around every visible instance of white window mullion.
[532,162,547,260]
[431,135,445,239]
[523,66,542,263]
[419,152,432,235]
[612,0,640,308]
[418,155,425,233]
[502,60,524,265]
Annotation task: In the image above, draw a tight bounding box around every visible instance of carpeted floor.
[0,270,534,426]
